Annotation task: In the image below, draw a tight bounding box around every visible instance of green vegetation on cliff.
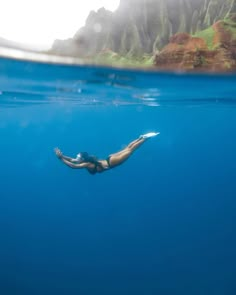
[194,27,215,49]
[194,14,236,50]
[223,16,236,39]
[89,51,154,68]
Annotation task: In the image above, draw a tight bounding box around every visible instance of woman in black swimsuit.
[54,132,159,175]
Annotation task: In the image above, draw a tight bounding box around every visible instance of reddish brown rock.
[154,17,236,72]
[154,33,209,70]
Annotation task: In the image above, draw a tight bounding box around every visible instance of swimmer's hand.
[54,147,63,159]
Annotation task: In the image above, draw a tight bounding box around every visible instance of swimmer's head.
[76,152,89,163]
[76,153,83,163]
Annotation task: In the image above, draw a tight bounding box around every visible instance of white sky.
[0,0,119,49]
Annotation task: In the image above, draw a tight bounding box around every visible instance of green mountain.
[50,0,236,57]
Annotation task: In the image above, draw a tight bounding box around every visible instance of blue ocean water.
[0,57,236,295]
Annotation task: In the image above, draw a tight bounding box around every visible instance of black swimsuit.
[106,156,111,168]
[87,158,112,175]
[87,161,106,175]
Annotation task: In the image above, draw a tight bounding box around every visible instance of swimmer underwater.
[54,132,159,175]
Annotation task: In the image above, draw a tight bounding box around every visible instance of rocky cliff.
[155,14,236,71]
[50,0,236,57]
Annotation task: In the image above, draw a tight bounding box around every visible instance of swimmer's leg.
[108,137,146,167]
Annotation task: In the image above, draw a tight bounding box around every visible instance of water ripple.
[0,55,235,108]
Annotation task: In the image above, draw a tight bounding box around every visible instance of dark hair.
[80,152,99,164]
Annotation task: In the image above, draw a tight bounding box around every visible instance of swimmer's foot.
[140,132,160,139]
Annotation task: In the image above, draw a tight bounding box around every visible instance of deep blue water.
[0,57,236,295]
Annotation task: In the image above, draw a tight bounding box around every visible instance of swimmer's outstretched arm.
[54,147,79,163]
[54,147,88,169]
[60,154,78,163]
[60,158,88,169]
